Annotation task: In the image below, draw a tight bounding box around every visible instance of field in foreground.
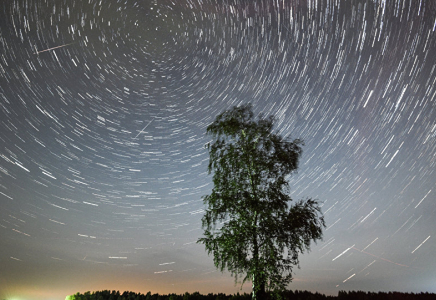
[67,290,436,300]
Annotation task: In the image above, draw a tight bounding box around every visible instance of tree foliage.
[197,104,326,299]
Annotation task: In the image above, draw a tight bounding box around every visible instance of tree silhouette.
[198,104,325,299]
[65,290,436,300]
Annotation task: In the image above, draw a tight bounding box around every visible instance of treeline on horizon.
[67,290,436,300]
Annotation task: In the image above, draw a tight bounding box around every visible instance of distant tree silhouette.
[197,104,325,299]
[66,290,436,300]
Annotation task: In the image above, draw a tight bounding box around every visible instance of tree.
[197,104,325,299]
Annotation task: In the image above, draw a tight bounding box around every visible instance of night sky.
[1,0,436,299]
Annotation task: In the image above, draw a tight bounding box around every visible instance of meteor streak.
[352,247,409,267]
[35,43,73,54]
[134,117,155,139]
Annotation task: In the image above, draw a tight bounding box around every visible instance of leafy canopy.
[198,104,325,298]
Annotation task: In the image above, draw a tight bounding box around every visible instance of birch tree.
[198,104,325,299]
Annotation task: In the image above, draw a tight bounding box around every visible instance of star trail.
[0,0,435,299]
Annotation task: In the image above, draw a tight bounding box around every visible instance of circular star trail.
[1,1,435,299]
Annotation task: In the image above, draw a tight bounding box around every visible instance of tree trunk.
[252,273,266,300]
[251,212,266,300]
